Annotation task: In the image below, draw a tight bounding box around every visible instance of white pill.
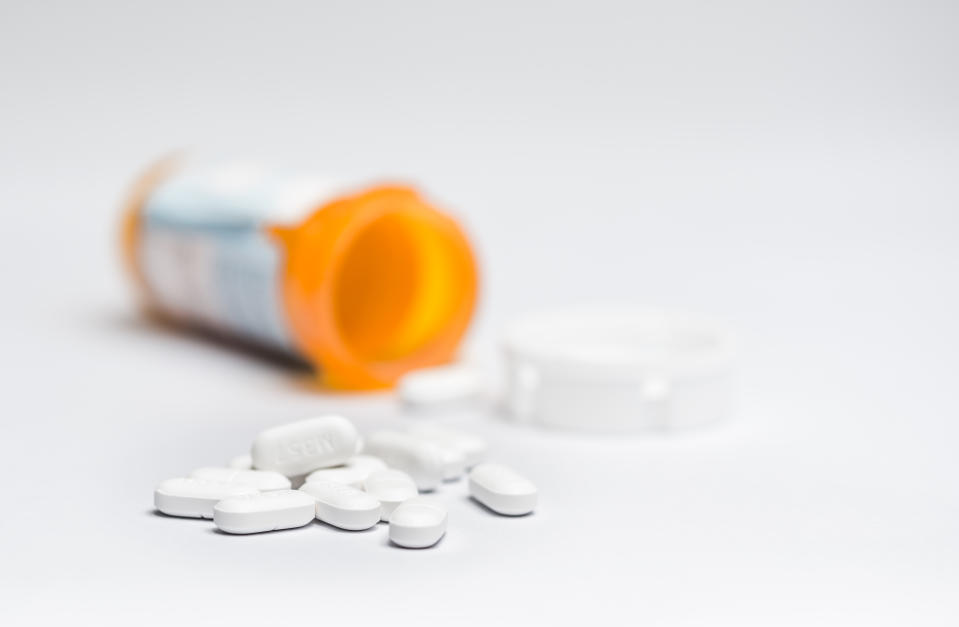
[363,469,418,522]
[251,415,359,476]
[228,454,253,469]
[468,463,538,516]
[437,446,467,481]
[304,467,364,488]
[364,431,444,491]
[346,454,388,475]
[304,455,388,488]
[154,478,259,519]
[398,364,484,406]
[389,497,448,548]
[299,481,381,531]
[189,467,291,491]
[407,423,488,468]
[213,489,316,534]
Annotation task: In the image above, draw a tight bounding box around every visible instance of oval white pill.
[299,481,381,531]
[347,454,387,475]
[251,415,359,476]
[398,364,484,406]
[363,469,418,522]
[228,454,253,469]
[304,455,387,489]
[213,489,316,534]
[389,497,448,548]
[154,478,259,519]
[190,467,291,491]
[407,423,488,468]
[304,466,365,488]
[364,431,444,491]
[468,463,537,516]
[437,446,467,481]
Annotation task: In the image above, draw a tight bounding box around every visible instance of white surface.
[1,0,958,624]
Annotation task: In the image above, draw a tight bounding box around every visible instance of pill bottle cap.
[502,307,735,432]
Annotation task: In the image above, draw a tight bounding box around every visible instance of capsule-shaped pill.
[154,477,259,519]
[251,415,359,477]
[304,455,388,489]
[468,463,537,516]
[299,481,381,531]
[398,364,484,406]
[213,490,316,534]
[389,497,448,548]
[437,446,467,481]
[228,454,253,470]
[364,431,444,491]
[363,469,418,521]
[346,454,388,476]
[407,423,488,468]
[190,467,291,491]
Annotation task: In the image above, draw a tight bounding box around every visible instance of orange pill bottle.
[120,159,478,390]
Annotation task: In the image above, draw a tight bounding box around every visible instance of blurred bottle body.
[121,158,478,390]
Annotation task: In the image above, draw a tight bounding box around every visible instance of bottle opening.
[333,212,422,361]
[277,186,478,389]
[329,204,477,378]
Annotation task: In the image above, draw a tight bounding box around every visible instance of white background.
[1,1,957,624]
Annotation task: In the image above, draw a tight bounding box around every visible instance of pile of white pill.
[153,415,537,548]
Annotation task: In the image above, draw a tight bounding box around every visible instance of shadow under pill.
[149,509,211,521]
[386,534,446,550]
[465,496,536,518]
[314,519,381,534]
[209,523,316,536]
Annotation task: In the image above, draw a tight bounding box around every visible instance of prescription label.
[138,163,340,352]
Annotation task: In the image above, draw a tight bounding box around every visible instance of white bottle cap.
[502,307,735,432]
